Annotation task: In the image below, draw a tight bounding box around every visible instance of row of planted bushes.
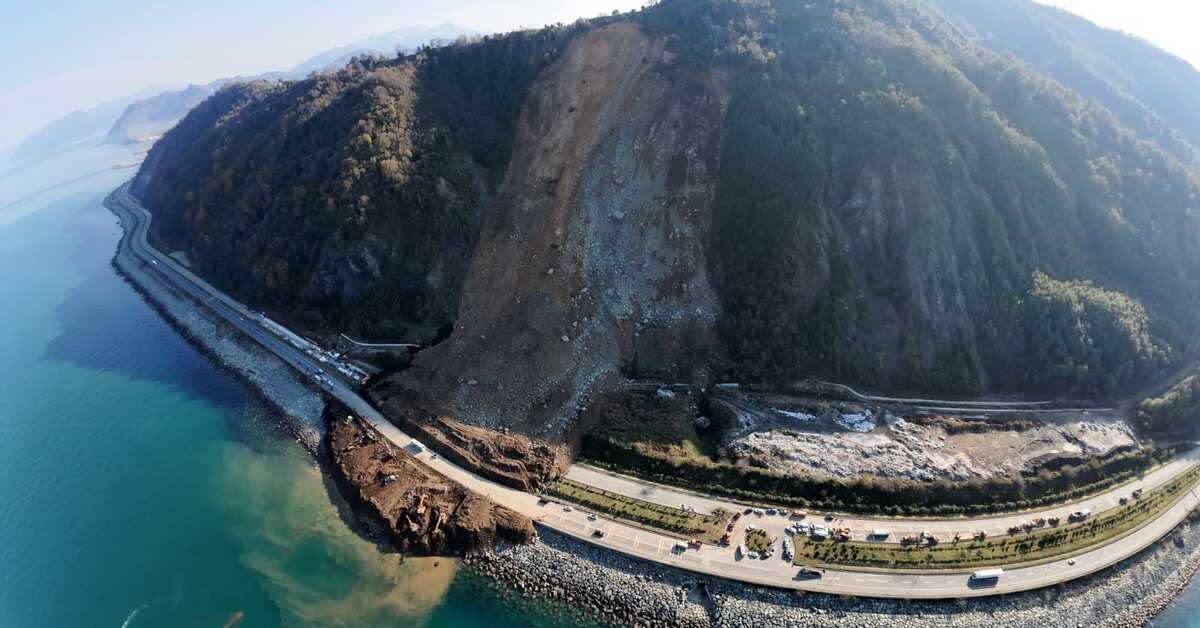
[580,434,1176,517]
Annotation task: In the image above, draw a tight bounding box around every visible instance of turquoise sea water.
[0,150,592,628]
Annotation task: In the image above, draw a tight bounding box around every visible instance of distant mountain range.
[289,23,483,76]
[4,23,481,167]
[8,85,173,165]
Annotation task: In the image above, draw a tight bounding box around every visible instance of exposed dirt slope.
[375,21,727,437]
[369,384,569,491]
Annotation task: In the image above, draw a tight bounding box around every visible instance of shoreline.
[102,189,1200,625]
[470,515,1200,627]
[104,190,325,452]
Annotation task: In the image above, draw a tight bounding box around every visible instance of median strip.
[792,463,1200,571]
[545,478,731,543]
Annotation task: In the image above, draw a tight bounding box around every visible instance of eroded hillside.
[136,0,1200,441]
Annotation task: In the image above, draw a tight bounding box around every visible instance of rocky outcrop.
[324,401,535,555]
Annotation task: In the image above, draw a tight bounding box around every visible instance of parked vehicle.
[1069,510,1092,522]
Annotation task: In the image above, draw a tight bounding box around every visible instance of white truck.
[970,568,1004,582]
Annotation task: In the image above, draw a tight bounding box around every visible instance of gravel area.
[106,194,324,449]
[470,514,1200,627]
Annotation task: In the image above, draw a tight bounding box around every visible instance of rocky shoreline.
[105,191,325,450]
[468,514,1200,627]
[104,191,1200,626]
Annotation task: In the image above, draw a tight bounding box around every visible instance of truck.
[970,568,1004,582]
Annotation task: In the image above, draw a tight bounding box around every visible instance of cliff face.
[136,0,1200,438]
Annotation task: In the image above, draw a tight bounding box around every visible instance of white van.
[970,568,1004,581]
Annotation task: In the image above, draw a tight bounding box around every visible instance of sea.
[0,143,1197,627]
[0,146,593,628]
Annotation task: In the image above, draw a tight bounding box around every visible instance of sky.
[0,0,643,148]
[1039,0,1200,68]
[0,0,1197,149]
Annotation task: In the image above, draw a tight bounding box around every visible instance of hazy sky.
[0,0,642,147]
[0,0,1197,149]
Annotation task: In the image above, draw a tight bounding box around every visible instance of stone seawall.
[105,189,324,448]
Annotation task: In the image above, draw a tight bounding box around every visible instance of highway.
[568,449,1200,543]
[108,182,1200,600]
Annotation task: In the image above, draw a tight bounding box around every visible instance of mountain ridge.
[133,0,1200,438]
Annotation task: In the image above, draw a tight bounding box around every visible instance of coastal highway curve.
[107,181,1200,600]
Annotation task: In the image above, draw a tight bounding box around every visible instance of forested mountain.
[135,0,1200,435]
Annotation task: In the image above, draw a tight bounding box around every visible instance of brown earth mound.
[369,380,570,492]
[325,402,535,556]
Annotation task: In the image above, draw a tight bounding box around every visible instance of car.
[563,506,574,512]
[747,551,760,560]
[796,568,822,579]
[1068,510,1091,522]
[766,508,778,516]
[587,513,597,521]
[593,529,605,538]
[1067,559,1076,566]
